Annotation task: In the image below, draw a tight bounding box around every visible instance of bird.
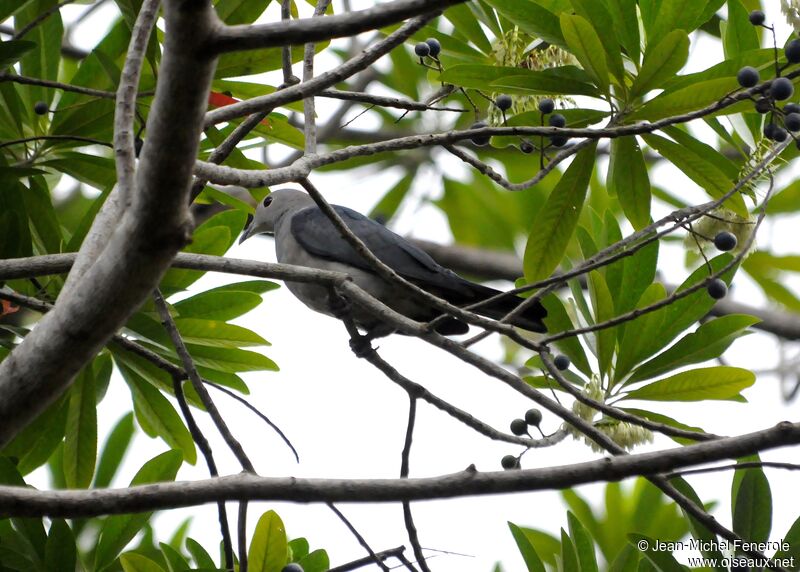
[239,189,547,336]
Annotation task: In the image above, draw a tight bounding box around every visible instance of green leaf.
[161,210,247,292]
[118,360,197,464]
[659,254,737,349]
[126,313,268,349]
[588,270,615,376]
[16,0,63,107]
[94,412,135,488]
[640,133,748,216]
[297,549,330,572]
[630,77,738,122]
[629,534,684,572]
[732,465,772,545]
[541,293,592,376]
[444,3,493,54]
[560,528,579,572]
[772,514,800,563]
[601,0,640,65]
[483,0,565,47]
[178,345,278,373]
[159,542,190,572]
[94,450,183,571]
[249,510,289,572]
[616,238,659,319]
[623,366,755,401]
[630,31,690,98]
[669,477,727,568]
[661,125,739,180]
[568,512,599,572]
[63,366,97,489]
[560,13,609,93]
[440,64,598,97]
[44,520,77,572]
[1,395,68,475]
[609,544,640,572]
[0,40,36,67]
[614,283,667,384]
[627,315,759,383]
[619,408,706,445]
[508,522,547,572]
[119,552,168,572]
[523,143,596,281]
[645,0,715,50]
[723,0,759,59]
[173,290,263,321]
[608,137,651,229]
[215,0,270,25]
[186,537,216,569]
[369,173,415,222]
[569,0,625,84]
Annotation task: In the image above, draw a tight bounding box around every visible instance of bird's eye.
[263,195,273,208]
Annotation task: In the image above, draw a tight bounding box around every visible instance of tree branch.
[210,0,466,53]
[0,421,797,517]
[0,0,220,447]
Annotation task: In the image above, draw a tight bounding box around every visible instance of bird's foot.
[328,290,353,320]
[349,333,376,358]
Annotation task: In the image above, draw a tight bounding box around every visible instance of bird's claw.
[349,334,375,358]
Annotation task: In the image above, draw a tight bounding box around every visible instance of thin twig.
[327,503,391,572]
[153,290,256,473]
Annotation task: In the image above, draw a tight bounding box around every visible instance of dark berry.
[520,140,534,153]
[470,121,490,146]
[550,135,568,147]
[785,103,800,114]
[771,77,794,101]
[134,137,144,157]
[713,231,737,251]
[787,39,800,63]
[786,112,800,131]
[538,98,555,114]
[707,279,728,300]
[495,94,512,111]
[553,354,570,371]
[548,113,566,128]
[501,455,520,470]
[281,564,304,572]
[749,10,765,26]
[755,97,772,114]
[33,101,48,115]
[425,38,441,57]
[510,418,528,436]
[525,408,543,426]
[772,126,789,142]
[736,66,759,88]
[764,122,778,139]
[414,42,430,57]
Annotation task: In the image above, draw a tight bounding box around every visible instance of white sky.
[21,1,800,571]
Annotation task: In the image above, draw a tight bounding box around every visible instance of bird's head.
[239,188,315,243]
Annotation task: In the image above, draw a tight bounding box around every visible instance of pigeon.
[239,189,547,336]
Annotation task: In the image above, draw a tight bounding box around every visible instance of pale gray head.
[239,189,315,243]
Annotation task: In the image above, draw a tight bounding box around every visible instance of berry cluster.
[414,38,441,60]
[703,231,737,300]
[501,408,544,470]
[737,12,800,145]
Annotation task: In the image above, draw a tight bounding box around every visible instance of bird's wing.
[290,205,469,291]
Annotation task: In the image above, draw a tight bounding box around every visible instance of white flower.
[783,0,800,33]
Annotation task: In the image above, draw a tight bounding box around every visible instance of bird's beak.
[239,214,254,244]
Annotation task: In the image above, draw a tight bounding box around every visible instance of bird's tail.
[456,282,548,333]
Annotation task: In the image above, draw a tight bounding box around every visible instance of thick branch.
[0,0,220,447]
[0,422,797,517]
[210,0,466,53]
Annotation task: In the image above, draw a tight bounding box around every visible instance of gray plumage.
[239,189,547,335]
